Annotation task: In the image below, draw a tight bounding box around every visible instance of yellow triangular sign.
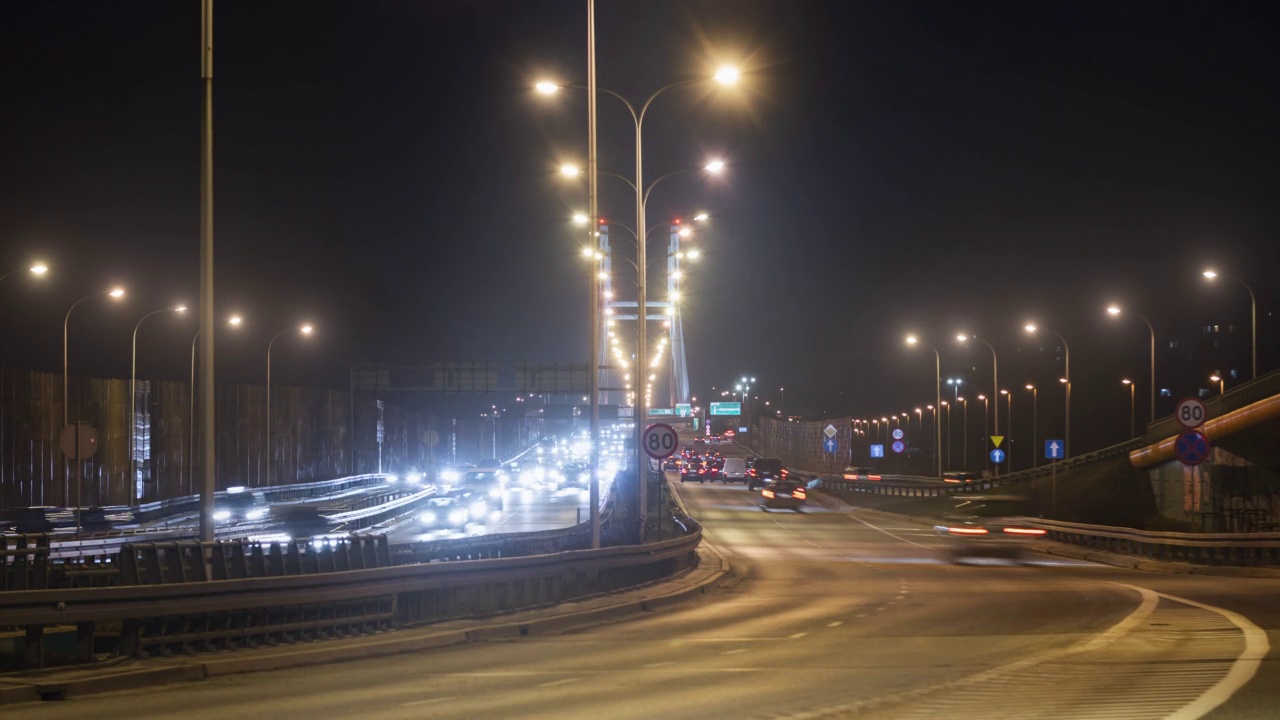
[991,435,1004,448]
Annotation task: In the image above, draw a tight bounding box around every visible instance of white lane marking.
[722,648,747,655]
[789,632,809,639]
[827,621,843,627]
[400,696,456,707]
[539,677,582,688]
[855,613,868,618]
[644,661,676,668]
[845,512,934,549]
[1155,589,1270,720]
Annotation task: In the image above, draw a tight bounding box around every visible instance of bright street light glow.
[1209,374,1222,382]
[678,228,692,237]
[714,66,740,85]
[228,315,243,326]
[1025,383,1035,390]
[534,81,560,95]
[560,164,581,178]
[1203,270,1218,279]
[173,305,188,313]
[694,213,709,222]
[687,249,701,259]
[108,288,125,298]
[581,247,594,258]
[704,159,726,174]
[1121,378,1132,385]
[905,335,918,345]
[30,264,48,275]
[1024,323,1037,333]
[572,213,588,225]
[956,334,968,342]
[1106,306,1121,315]
[300,324,314,334]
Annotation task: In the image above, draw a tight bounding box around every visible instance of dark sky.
[1,2,1277,454]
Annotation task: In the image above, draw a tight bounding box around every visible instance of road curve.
[6,445,1277,719]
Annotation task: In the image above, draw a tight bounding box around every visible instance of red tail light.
[762,489,775,499]
[1002,527,1046,536]
[947,526,989,536]
[781,468,789,477]
[793,488,806,499]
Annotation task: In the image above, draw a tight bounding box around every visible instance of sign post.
[1045,440,1064,513]
[60,422,99,535]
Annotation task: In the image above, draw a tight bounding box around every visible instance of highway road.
[9,442,1280,719]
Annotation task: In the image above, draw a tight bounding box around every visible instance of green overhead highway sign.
[709,402,741,416]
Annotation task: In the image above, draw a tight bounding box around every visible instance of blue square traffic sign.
[823,436,838,453]
[1045,440,1064,459]
[870,444,884,458]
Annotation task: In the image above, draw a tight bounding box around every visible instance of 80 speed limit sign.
[1176,397,1207,429]
[642,423,679,459]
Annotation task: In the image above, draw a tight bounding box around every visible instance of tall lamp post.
[1203,270,1257,379]
[1122,378,1135,438]
[957,398,968,469]
[1024,323,1071,457]
[1025,384,1037,468]
[190,315,243,496]
[958,334,998,474]
[1107,305,1156,424]
[940,400,951,470]
[265,324,314,487]
[130,305,187,505]
[1210,373,1224,395]
[905,335,943,477]
[0,263,49,288]
[999,389,1012,471]
[63,288,126,506]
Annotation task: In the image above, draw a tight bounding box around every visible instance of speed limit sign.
[1176,397,1207,429]
[642,423,679,459]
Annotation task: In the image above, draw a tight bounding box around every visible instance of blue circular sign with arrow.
[1174,430,1211,467]
[989,448,1006,464]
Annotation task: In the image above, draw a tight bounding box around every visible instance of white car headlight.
[441,470,460,483]
[246,508,267,521]
[469,501,488,519]
[386,474,399,484]
[406,472,422,485]
[448,508,469,525]
[489,488,502,499]
[420,511,437,525]
[212,510,231,521]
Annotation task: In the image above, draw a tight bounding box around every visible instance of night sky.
[1,2,1277,455]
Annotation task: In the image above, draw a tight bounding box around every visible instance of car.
[703,457,724,482]
[680,460,707,483]
[842,466,882,481]
[942,471,981,484]
[760,476,807,511]
[933,495,1045,562]
[721,457,747,483]
[662,457,680,471]
[213,488,270,524]
[560,463,591,489]
[459,469,507,509]
[746,458,785,491]
[418,490,488,531]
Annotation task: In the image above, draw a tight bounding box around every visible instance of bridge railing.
[1142,367,1280,442]
[1028,517,1280,567]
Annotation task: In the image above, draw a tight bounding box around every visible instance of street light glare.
[29,264,48,275]
[1025,383,1035,390]
[1209,374,1222,382]
[534,81,560,95]
[1024,323,1037,333]
[1203,270,1218,279]
[1121,378,1132,385]
[572,212,589,225]
[108,288,125,298]
[687,249,702,259]
[956,333,968,342]
[173,305,188,313]
[560,163,581,177]
[581,247,594,258]
[694,213,709,222]
[1106,305,1121,315]
[713,66,740,85]
[300,324,314,334]
[228,315,243,326]
[704,159,725,173]
[905,335,918,345]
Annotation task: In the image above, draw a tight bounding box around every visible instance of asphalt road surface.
[9,443,1280,719]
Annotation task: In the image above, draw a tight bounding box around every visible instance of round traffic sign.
[1176,397,1207,429]
[891,439,905,454]
[423,430,440,447]
[1174,430,1211,466]
[891,428,905,440]
[642,423,679,459]
[990,448,1006,464]
[59,422,99,461]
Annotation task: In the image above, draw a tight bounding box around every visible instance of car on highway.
[703,456,724,482]
[943,470,982,484]
[760,476,807,511]
[933,495,1045,562]
[419,489,488,531]
[721,457,747,483]
[459,469,507,509]
[746,458,785,491]
[842,465,882,481]
[680,459,708,483]
[213,488,270,524]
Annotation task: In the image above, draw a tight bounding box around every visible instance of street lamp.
[1203,270,1257,379]
[1210,373,1224,395]
[266,324,314,486]
[1025,384,1037,468]
[905,334,943,477]
[1122,378,1135,438]
[190,314,243,496]
[0,263,50,285]
[977,394,989,470]
[1107,305,1156,425]
[130,305,187,505]
[957,398,968,469]
[62,287,125,510]
[958,334,998,473]
[999,389,1012,471]
[1024,323,1072,458]
[940,400,951,470]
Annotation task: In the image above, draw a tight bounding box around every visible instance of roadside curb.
[0,543,730,707]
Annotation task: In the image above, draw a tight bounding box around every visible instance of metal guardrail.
[1,521,701,668]
[1028,517,1280,567]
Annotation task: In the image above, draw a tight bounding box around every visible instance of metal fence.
[1030,517,1280,567]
